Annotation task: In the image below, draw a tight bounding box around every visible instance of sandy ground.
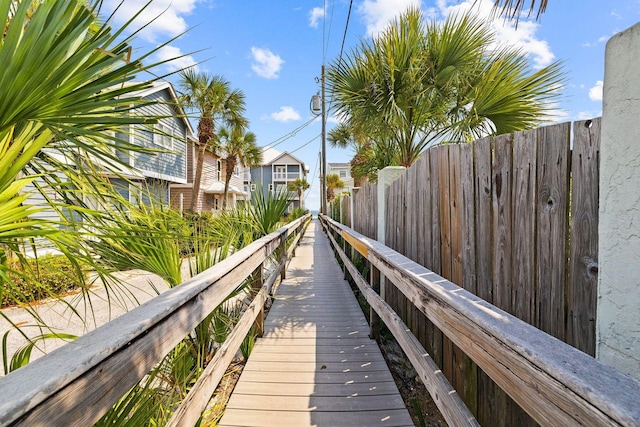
[0,268,181,365]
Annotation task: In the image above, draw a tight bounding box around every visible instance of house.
[244,147,308,210]
[169,144,249,213]
[20,81,191,255]
[109,81,190,205]
[327,162,354,196]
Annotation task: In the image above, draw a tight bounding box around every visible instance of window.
[234,165,239,176]
[154,123,173,148]
[274,165,286,180]
[216,160,222,181]
[339,170,347,178]
[250,183,256,191]
[268,184,274,192]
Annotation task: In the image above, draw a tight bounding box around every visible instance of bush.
[3,255,87,307]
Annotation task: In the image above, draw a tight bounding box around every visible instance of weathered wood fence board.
[567,118,600,356]
[337,119,602,426]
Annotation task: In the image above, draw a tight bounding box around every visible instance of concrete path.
[0,268,173,363]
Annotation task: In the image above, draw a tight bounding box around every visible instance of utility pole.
[320,65,327,215]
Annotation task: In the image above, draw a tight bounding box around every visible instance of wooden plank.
[231,380,400,397]
[473,137,493,303]
[510,130,539,427]
[219,408,414,427]
[248,351,386,364]
[243,360,391,373]
[536,122,571,340]
[448,144,469,412]
[492,134,513,314]
[512,129,537,325]
[473,137,496,426]
[226,394,407,412]
[427,146,443,370]
[458,142,479,418]
[322,217,640,426]
[567,118,600,356]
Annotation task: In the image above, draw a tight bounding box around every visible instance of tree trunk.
[190,117,214,212]
[222,157,236,210]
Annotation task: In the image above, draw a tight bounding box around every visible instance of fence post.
[252,262,264,338]
[376,167,406,300]
[280,232,287,281]
[369,263,381,340]
[351,187,359,230]
[597,22,640,381]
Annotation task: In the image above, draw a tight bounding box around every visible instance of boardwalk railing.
[320,214,640,427]
[0,214,311,426]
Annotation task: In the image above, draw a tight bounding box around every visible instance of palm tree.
[493,0,549,22]
[327,7,564,176]
[326,174,344,203]
[178,69,247,211]
[214,125,262,210]
[287,178,310,208]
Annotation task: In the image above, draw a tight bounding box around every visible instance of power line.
[289,134,321,155]
[262,116,318,150]
[323,0,337,64]
[338,0,354,65]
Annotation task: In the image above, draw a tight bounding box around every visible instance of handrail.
[0,214,311,426]
[320,214,640,427]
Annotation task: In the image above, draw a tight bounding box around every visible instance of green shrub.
[3,255,86,307]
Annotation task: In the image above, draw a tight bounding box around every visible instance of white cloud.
[271,106,301,122]
[155,45,199,72]
[309,7,325,28]
[437,0,555,69]
[102,0,198,42]
[357,0,423,37]
[251,47,284,79]
[589,80,604,102]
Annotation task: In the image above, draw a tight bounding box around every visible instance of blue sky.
[103,0,640,211]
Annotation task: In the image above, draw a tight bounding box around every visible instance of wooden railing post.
[252,263,264,338]
[280,232,287,281]
[369,263,381,340]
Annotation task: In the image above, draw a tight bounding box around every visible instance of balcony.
[273,172,300,181]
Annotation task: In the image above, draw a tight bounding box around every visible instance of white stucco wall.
[597,21,640,380]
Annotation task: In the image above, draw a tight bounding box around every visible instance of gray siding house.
[244,147,308,210]
[111,81,191,204]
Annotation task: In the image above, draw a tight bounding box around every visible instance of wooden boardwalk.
[219,220,413,427]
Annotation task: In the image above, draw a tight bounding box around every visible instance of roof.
[128,81,196,140]
[203,181,248,196]
[328,162,350,168]
[259,146,306,169]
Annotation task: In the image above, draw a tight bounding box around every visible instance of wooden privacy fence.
[0,214,311,426]
[321,214,640,427]
[333,118,601,425]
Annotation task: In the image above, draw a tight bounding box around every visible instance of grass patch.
[2,255,86,308]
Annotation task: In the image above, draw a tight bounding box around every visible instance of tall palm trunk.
[222,157,236,210]
[190,116,213,211]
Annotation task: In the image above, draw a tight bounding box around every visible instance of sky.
[102,0,640,211]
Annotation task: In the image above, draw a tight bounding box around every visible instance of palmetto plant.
[0,0,186,333]
[327,7,564,176]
